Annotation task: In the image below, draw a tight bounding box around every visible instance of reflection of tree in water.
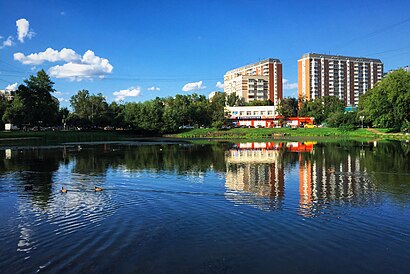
[64,142,228,176]
[0,148,65,207]
[120,144,227,174]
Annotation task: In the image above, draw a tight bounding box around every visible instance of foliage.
[3,70,59,127]
[277,97,298,118]
[326,111,359,130]
[359,69,410,131]
[226,92,240,107]
[69,90,111,128]
[242,99,273,106]
[299,96,344,125]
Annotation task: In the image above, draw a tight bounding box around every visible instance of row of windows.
[232,110,274,116]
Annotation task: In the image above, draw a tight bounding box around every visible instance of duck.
[61,186,67,193]
[94,186,103,192]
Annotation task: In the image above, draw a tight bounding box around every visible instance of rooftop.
[301,53,382,63]
[225,58,281,74]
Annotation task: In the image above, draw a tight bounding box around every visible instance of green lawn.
[169,127,409,140]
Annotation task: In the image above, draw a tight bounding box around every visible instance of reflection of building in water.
[298,152,378,217]
[225,144,285,210]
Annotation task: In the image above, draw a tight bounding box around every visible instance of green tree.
[108,101,125,128]
[277,97,298,118]
[209,92,227,128]
[243,99,273,106]
[0,96,11,129]
[299,96,344,125]
[359,69,410,130]
[3,95,26,128]
[326,111,358,130]
[226,92,239,107]
[7,70,59,127]
[69,90,110,128]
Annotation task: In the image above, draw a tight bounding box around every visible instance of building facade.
[0,89,15,101]
[225,106,278,128]
[224,59,283,105]
[298,53,383,107]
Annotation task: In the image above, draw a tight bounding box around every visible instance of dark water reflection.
[0,140,409,273]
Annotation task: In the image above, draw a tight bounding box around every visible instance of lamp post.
[359,116,364,129]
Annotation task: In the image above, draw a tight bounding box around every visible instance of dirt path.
[366,128,385,134]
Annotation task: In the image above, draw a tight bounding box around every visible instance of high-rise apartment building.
[298,53,383,107]
[224,59,283,105]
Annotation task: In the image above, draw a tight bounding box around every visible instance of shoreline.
[0,128,408,144]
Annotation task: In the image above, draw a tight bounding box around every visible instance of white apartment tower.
[298,53,383,107]
[224,59,283,105]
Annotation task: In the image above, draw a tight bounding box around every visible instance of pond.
[0,140,409,273]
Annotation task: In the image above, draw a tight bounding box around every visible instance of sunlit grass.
[172,127,409,140]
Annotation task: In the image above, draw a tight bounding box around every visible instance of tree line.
[1,69,409,132]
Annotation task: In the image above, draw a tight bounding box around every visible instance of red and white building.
[225,106,314,128]
[225,106,279,127]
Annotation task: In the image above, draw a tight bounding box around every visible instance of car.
[179,125,194,129]
[304,124,318,129]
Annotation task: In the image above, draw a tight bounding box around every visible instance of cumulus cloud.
[57,97,68,103]
[5,83,18,91]
[0,36,14,49]
[14,48,81,65]
[16,18,35,43]
[216,81,224,90]
[147,86,160,91]
[283,79,298,90]
[182,81,205,92]
[113,87,141,101]
[14,48,113,81]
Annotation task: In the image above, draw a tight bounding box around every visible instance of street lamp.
[359,116,364,129]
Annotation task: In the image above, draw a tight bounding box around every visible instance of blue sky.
[1,0,410,107]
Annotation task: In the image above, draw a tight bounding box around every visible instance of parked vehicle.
[304,124,318,128]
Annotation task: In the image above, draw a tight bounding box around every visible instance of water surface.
[0,140,409,273]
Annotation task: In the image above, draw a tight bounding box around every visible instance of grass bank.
[167,127,410,141]
[0,130,139,144]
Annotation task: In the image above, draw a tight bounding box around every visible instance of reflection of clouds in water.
[16,202,35,259]
[46,188,116,235]
[185,171,205,184]
[111,165,143,178]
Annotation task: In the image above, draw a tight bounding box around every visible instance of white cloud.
[14,48,113,81]
[0,36,13,48]
[216,81,224,90]
[5,82,18,91]
[113,87,141,101]
[49,50,113,81]
[283,79,298,90]
[14,48,81,65]
[60,11,66,16]
[16,18,35,43]
[147,86,160,91]
[0,36,14,49]
[182,81,205,92]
